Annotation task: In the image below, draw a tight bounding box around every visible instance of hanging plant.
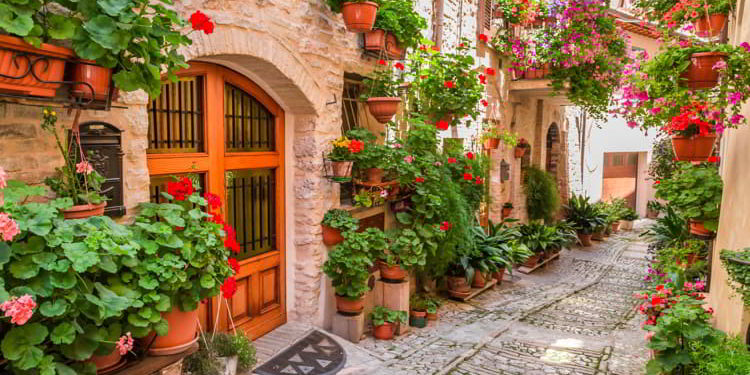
[360,60,405,123]
[654,162,723,233]
[632,0,734,35]
[720,248,750,307]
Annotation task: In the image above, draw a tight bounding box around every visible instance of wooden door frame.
[146,62,287,339]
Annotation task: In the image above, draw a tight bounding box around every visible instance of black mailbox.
[76,122,125,217]
[500,159,510,182]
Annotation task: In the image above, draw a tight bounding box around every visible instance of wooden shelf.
[110,343,198,375]
[517,252,560,274]
[449,279,498,302]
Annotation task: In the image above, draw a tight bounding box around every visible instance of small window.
[613,155,624,166]
[224,83,275,152]
[478,0,494,36]
[147,77,205,153]
[628,153,639,165]
[342,78,364,135]
[603,155,610,167]
[226,169,277,259]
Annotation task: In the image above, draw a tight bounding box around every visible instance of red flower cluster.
[209,212,224,224]
[663,103,715,137]
[221,277,237,299]
[228,258,240,274]
[224,224,241,253]
[475,176,483,185]
[478,34,489,43]
[443,81,455,88]
[394,62,405,70]
[436,120,450,130]
[463,173,473,181]
[415,177,425,183]
[440,221,452,231]
[708,156,720,163]
[636,282,707,326]
[466,152,475,160]
[189,11,215,34]
[478,74,487,84]
[485,67,496,76]
[204,192,221,210]
[481,99,488,107]
[378,59,387,65]
[166,177,194,201]
[348,139,364,153]
[447,157,457,164]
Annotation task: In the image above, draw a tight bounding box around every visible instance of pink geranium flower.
[0,213,20,242]
[76,161,94,175]
[116,332,134,355]
[404,155,415,164]
[0,295,36,325]
[0,166,7,189]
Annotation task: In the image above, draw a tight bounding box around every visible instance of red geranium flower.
[208,212,224,224]
[485,67,496,76]
[466,152,475,160]
[481,99,488,107]
[478,74,487,84]
[166,177,194,201]
[475,176,483,185]
[443,81,455,88]
[463,173,473,181]
[415,177,425,183]
[394,62,405,70]
[708,156,720,163]
[224,225,241,253]
[221,277,237,299]
[189,11,215,35]
[436,120,450,130]
[419,45,427,51]
[440,221,452,231]
[654,180,661,185]
[478,33,489,43]
[447,157,457,164]
[431,46,440,52]
[228,258,240,274]
[204,192,222,209]
[348,139,364,153]
[378,59,387,65]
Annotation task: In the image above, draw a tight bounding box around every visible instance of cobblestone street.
[253,223,652,375]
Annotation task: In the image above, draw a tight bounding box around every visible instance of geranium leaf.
[50,323,76,345]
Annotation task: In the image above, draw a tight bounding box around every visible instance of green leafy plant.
[409,293,441,314]
[656,239,705,267]
[648,200,665,214]
[347,128,393,170]
[323,229,385,300]
[370,306,407,326]
[360,60,405,99]
[690,334,750,375]
[565,194,608,234]
[632,0,734,29]
[480,125,520,147]
[641,204,690,249]
[654,162,723,230]
[381,228,426,270]
[373,0,428,49]
[321,209,359,232]
[518,221,564,254]
[523,166,560,222]
[649,136,678,182]
[212,331,257,372]
[621,208,639,221]
[325,0,381,13]
[503,202,513,209]
[720,248,750,307]
[328,136,364,162]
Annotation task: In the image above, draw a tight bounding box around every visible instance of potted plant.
[514,138,529,158]
[326,0,380,33]
[565,194,607,246]
[370,306,407,340]
[321,209,359,246]
[647,200,664,219]
[323,230,381,314]
[633,0,733,37]
[40,110,108,219]
[408,294,429,328]
[518,222,561,267]
[659,239,706,268]
[327,136,363,181]
[184,332,257,375]
[481,125,519,150]
[377,228,426,282]
[502,202,514,218]
[366,0,427,58]
[347,128,392,183]
[131,177,235,355]
[720,248,750,306]
[361,60,403,123]
[654,163,723,236]
[620,208,639,231]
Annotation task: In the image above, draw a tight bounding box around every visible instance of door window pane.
[147,77,205,153]
[225,84,275,152]
[226,169,277,259]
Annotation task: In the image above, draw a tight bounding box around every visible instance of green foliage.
[322,229,385,299]
[656,239,706,273]
[325,0,381,13]
[632,0,734,28]
[523,166,560,222]
[690,335,750,375]
[360,61,405,99]
[382,228,426,270]
[518,221,564,254]
[480,125,519,147]
[654,163,723,231]
[321,209,359,232]
[409,293,441,313]
[565,194,607,234]
[369,306,407,326]
[212,332,257,372]
[648,135,678,182]
[648,200,665,214]
[184,336,221,375]
[373,0,428,49]
[720,248,750,307]
[347,128,393,170]
[642,205,690,249]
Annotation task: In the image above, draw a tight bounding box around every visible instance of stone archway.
[546,123,560,175]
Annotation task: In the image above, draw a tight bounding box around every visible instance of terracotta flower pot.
[88,349,123,374]
[522,254,541,268]
[322,225,345,246]
[372,322,395,340]
[493,270,505,285]
[680,52,727,90]
[693,13,727,38]
[340,1,379,33]
[647,209,659,219]
[363,29,404,59]
[149,308,199,356]
[611,222,621,233]
[523,64,550,79]
[385,33,405,59]
[676,253,701,268]
[366,97,401,123]
[62,202,107,220]
[335,294,365,314]
[483,138,500,150]
[330,161,353,179]
[578,232,593,247]
[671,134,717,162]
[365,167,384,183]
[409,310,427,328]
[426,312,438,321]
[592,231,604,241]
[0,35,74,97]
[471,272,487,288]
[72,60,112,101]
[501,207,513,219]
[514,146,527,158]
[378,261,407,282]
[447,276,471,297]
[621,220,634,231]
[689,219,714,237]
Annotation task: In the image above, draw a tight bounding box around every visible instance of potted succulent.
[370,306,407,340]
[514,138,529,158]
[321,209,359,246]
[327,136,363,181]
[565,194,607,247]
[366,0,427,58]
[40,110,108,219]
[376,228,426,282]
[326,0,380,33]
[131,178,236,355]
[720,248,750,306]
[654,162,723,236]
[323,230,382,314]
[502,202,514,218]
[361,60,404,123]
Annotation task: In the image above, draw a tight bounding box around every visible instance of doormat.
[254,331,346,375]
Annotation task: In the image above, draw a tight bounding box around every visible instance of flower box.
[671,134,716,162]
[0,35,74,97]
[680,52,726,90]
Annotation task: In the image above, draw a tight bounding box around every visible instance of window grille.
[147,77,204,153]
[225,83,275,152]
[226,169,277,260]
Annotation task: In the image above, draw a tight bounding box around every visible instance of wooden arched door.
[146,63,286,339]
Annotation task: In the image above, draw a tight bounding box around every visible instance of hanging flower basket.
[72,60,112,101]
[61,202,107,220]
[341,1,379,33]
[330,160,354,181]
[363,29,405,59]
[693,14,727,38]
[689,219,714,237]
[0,35,74,97]
[366,97,401,123]
[322,224,345,246]
[680,52,727,90]
[671,134,717,162]
[483,138,501,150]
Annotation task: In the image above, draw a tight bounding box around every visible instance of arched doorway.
[146,63,286,339]
[546,123,560,175]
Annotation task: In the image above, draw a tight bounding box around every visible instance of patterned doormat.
[254,331,346,375]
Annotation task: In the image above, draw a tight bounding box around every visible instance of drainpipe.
[433,0,444,50]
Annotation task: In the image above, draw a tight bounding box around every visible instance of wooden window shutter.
[478,0,493,35]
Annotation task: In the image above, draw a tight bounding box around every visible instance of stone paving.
[251,221,653,375]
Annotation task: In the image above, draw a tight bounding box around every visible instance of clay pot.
[378,261,407,282]
[501,207,513,219]
[365,167,384,183]
[62,202,107,220]
[330,161,353,180]
[366,97,401,123]
[72,60,112,101]
[484,138,500,150]
[471,272,487,288]
[676,253,701,268]
[372,322,395,340]
[578,232,593,247]
[409,310,427,328]
[693,13,727,38]
[363,29,404,59]
[514,146,527,158]
[386,33,405,59]
[340,1,379,33]
[689,219,714,237]
[592,231,604,241]
[447,276,471,297]
[493,270,505,285]
[88,349,123,374]
[611,222,621,233]
[621,220,634,231]
[149,308,199,356]
[522,64,550,79]
[647,210,659,219]
[522,254,541,268]
[322,225,344,246]
[680,52,727,90]
[671,134,717,162]
[0,35,74,97]
[335,294,364,314]
[426,312,438,321]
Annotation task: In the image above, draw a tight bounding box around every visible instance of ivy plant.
[720,248,750,307]
[654,163,723,230]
